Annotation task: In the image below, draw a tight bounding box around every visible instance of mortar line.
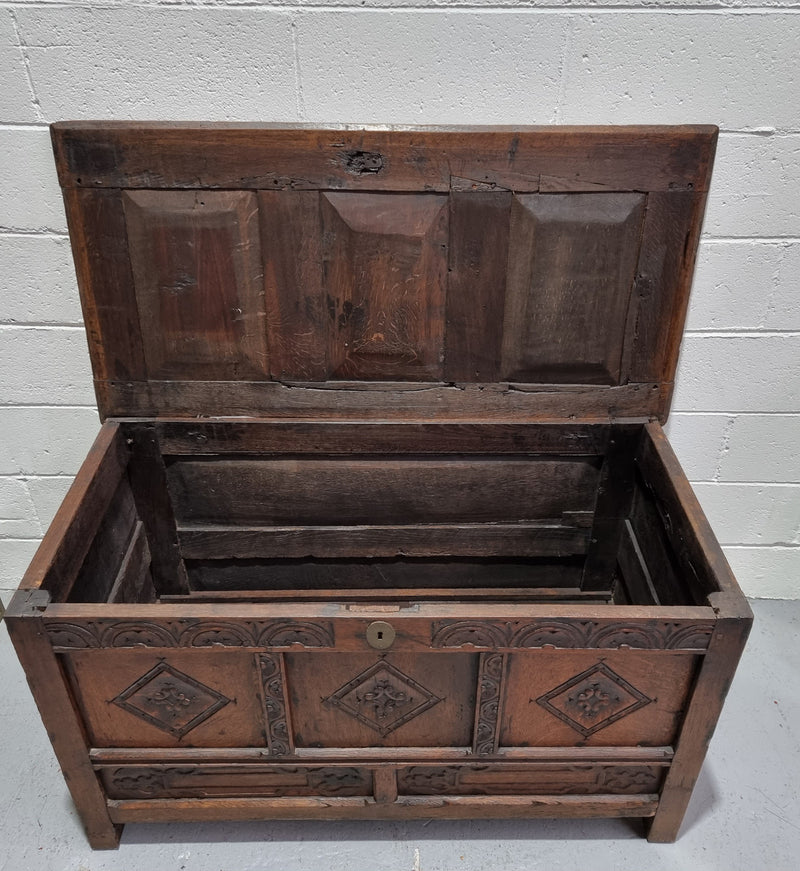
[9,9,44,123]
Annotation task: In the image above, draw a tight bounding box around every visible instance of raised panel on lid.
[123,191,268,381]
[262,191,448,382]
[501,193,646,385]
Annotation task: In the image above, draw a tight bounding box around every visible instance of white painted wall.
[1,0,798,599]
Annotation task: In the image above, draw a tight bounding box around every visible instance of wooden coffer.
[6,124,752,848]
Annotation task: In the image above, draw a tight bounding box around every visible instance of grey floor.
[1,598,798,871]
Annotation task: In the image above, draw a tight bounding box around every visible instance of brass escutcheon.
[366,621,396,650]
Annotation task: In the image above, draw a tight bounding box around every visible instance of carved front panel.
[99,764,373,799]
[398,764,664,796]
[285,653,478,749]
[64,649,266,748]
[123,190,267,380]
[501,651,699,748]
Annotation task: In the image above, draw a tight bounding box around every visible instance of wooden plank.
[97,379,668,420]
[19,421,127,602]
[52,123,717,193]
[373,768,399,804]
[638,423,746,599]
[616,521,659,606]
[581,426,641,591]
[155,420,619,456]
[167,457,601,526]
[158,588,607,604]
[185,558,583,594]
[107,793,659,823]
[4,600,122,849]
[628,476,693,606]
[125,424,189,595]
[625,191,709,408]
[90,745,673,764]
[176,523,590,560]
[68,478,138,603]
[260,190,328,381]
[445,191,511,382]
[501,193,645,385]
[107,521,155,605]
[61,188,146,392]
[648,609,752,842]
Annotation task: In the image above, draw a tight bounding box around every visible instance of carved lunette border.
[44,619,335,650]
[432,620,714,651]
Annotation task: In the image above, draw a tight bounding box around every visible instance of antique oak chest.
[6,123,752,848]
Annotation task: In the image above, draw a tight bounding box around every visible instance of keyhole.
[377,631,384,640]
[366,621,395,650]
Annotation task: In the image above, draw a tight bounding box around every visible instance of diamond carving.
[111,662,231,738]
[324,661,441,737]
[535,663,652,737]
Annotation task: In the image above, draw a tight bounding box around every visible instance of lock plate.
[366,621,396,650]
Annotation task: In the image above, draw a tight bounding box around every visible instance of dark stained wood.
[97,379,670,421]
[616,521,659,606]
[625,192,709,399]
[176,523,590,561]
[123,190,268,381]
[320,192,448,380]
[54,125,715,423]
[581,426,641,591]
[125,425,189,596]
[637,423,745,598]
[627,476,693,606]
[158,588,607,604]
[501,193,645,385]
[184,559,584,594]
[107,522,155,605]
[68,478,138,603]
[52,123,717,193]
[445,191,511,382]
[61,188,146,385]
[260,190,327,381]
[166,457,600,526]
[154,420,621,457]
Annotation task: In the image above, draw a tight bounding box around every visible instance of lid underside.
[52,123,717,422]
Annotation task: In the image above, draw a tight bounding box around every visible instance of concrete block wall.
[1,0,798,600]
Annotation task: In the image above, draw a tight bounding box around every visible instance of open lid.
[53,123,716,422]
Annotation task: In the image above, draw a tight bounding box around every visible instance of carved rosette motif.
[258,653,292,756]
[111,662,231,738]
[431,620,714,651]
[535,663,652,737]
[473,652,507,756]
[45,619,334,649]
[325,661,441,738]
